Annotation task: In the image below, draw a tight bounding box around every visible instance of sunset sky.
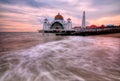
[0,0,120,32]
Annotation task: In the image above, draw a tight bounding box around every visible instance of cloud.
[90,15,120,25]
[0,0,50,8]
[0,0,120,32]
[0,23,11,27]
[87,0,120,18]
[0,7,25,15]
[0,27,18,31]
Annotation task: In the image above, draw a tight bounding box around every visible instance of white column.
[81,11,86,28]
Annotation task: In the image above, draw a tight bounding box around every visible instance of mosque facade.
[43,13,72,31]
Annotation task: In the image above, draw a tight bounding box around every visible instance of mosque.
[42,11,86,33]
[41,11,120,35]
[43,13,74,33]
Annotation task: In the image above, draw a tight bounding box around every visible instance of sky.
[0,0,120,32]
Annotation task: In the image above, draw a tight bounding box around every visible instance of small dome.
[67,18,71,20]
[55,13,64,20]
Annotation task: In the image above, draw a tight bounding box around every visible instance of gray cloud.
[0,0,51,8]
[0,0,120,30]
[91,0,120,6]
[86,0,120,19]
[0,7,25,14]
[0,23,11,27]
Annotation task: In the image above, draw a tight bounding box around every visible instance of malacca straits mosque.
[44,13,72,31]
[42,11,120,35]
[42,12,85,33]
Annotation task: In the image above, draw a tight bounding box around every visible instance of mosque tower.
[67,18,72,30]
[81,11,86,28]
[43,18,50,30]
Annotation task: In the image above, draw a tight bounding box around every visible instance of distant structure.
[42,11,86,33]
[43,13,73,32]
[81,11,86,28]
[40,11,120,35]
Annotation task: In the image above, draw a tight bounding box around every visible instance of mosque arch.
[50,22,64,29]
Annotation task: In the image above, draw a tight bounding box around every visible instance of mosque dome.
[67,18,71,20]
[55,13,64,20]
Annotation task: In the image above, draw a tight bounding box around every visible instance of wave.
[0,36,120,81]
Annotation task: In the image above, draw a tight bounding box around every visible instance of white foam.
[0,36,120,81]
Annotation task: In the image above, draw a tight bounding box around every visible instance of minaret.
[67,18,72,30]
[43,18,49,30]
[81,11,86,28]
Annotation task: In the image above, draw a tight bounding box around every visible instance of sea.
[0,32,120,81]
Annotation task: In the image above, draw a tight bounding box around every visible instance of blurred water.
[0,32,64,52]
[0,32,120,81]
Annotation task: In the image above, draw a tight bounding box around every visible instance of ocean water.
[0,32,120,81]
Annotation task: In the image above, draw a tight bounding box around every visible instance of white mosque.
[41,11,119,35]
[42,11,86,33]
[43,13,73,32]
